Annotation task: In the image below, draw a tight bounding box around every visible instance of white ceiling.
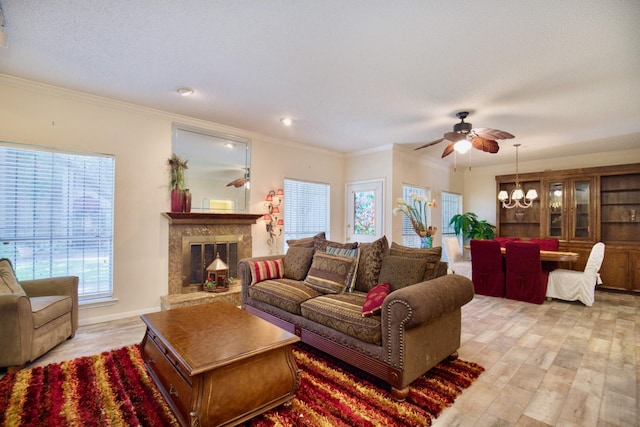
[1,1,639,167]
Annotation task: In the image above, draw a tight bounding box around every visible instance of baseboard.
[78,306,161,326]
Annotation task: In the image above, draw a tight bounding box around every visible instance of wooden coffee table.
[140,301,300,427]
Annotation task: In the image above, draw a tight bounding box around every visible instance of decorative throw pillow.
[389,242,442,281]
[378,255,428,292]
[284,246,315,280]
[362,282,391,317]
[287,232,326,248]
[304,252,356,294]
[313,235,358,253]
[249,258,284,286]
[326,246,360,292]
[354,235,389,293]
[0,258,26,296]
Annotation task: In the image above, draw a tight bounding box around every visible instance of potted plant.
[168,153,188,212]
[393,194,438,248]
[449,212,496,241]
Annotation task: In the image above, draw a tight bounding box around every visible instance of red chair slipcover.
[505,242,548,304]
[493,237,521,248]
[529,238,560,272]
[470,239,505,297]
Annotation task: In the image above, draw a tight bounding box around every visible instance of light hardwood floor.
[3,290,638,426]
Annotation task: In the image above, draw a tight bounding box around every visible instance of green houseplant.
[449,212,496,241]
[168,153,188,212]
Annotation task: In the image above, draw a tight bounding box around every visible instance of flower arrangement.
[393,194,438,245]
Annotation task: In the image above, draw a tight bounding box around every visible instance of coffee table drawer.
[142,334,192,422]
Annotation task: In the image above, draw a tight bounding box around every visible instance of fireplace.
[181,235,242,287]
[163,212,262,297]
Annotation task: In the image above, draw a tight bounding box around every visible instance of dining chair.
[493,237,521,248]
[470,239,504,297]
[505,242,548,304]
[546,242,605,307]
[529,238,560,271]
[443,237,471,279]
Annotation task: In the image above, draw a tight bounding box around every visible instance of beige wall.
[0,75,345,324]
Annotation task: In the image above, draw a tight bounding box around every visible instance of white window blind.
[0,142,115,301]
[284,179,329,251]
[441,191,463,260]
[401,184,430,248]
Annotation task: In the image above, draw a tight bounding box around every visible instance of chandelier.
[497,144,538,209]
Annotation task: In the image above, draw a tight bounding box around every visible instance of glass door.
[547,181,565,239]
[571,179,594,240]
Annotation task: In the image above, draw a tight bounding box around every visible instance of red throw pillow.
[362,282,391,317]
[249,258,284,286]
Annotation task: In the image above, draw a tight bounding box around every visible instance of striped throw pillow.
[249,258,284,286]
[326,246,360,292]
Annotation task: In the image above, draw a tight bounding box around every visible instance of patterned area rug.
[0,344,483,427]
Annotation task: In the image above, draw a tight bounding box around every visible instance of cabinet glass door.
[572,180,592,240]
[548,182,565,238]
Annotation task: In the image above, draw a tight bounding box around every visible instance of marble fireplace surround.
[162,212,262,310]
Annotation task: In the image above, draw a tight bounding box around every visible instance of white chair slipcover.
[443,237,472,279]
[546,242,605,307]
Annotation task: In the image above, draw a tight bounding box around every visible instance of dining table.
[499,247,579,263]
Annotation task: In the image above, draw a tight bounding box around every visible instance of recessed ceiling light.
[280,117,293,126]
[176,87,194,97]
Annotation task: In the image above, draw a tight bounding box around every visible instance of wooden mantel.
[162,212,263,225]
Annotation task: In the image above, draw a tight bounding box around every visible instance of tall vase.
[420,236,433,249]
[184,189,192,213]
[171,188,184,212]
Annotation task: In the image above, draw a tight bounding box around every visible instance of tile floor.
[3,290,638,426]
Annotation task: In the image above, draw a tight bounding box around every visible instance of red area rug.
[0,344,483,426]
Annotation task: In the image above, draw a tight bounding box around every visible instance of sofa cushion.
[0,258,26,296]
[326,246,360,292]
[389,243,442,281]
[30,295,73,329]
[284,247,315,280]
[354,235,389,293]
[300,293,382,345]
[362,282,390,317]
[378,255,428,291]
[249,258,284,285]
[287,231,326,248]
[248,278,321,315]
[305,252,357,294]
[313,235,358,253]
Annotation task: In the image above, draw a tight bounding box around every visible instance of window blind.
[401,184,430,248]
[0,142,115,301]
[283,179,329,251]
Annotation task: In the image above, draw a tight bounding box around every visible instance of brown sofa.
[239,235,474,400]
[0,259,79,373]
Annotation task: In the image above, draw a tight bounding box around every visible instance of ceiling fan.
[414,111,515,158]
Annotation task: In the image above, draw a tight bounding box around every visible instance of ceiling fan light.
[453,139,472,154]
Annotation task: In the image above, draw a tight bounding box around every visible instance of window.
[401,184,430,248]
[441,191,463,259]
[284,178,329,251]
[0,142,115,301]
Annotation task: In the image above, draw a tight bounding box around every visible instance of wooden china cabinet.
[496,163,640,292]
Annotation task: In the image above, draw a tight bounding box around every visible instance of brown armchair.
[0,259,78,373]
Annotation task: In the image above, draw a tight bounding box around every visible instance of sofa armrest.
[20,276,79,333]
[238,256,286,303]
[0,293,34,367]
[382,274,474,331]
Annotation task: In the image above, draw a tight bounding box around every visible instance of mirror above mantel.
[172,125,250,213]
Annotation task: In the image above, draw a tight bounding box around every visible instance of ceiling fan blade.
[414,138,444,150]
[471,136,500,153]
[473,128,515,140]
[443,131,467,142]
[441,142,455,158]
